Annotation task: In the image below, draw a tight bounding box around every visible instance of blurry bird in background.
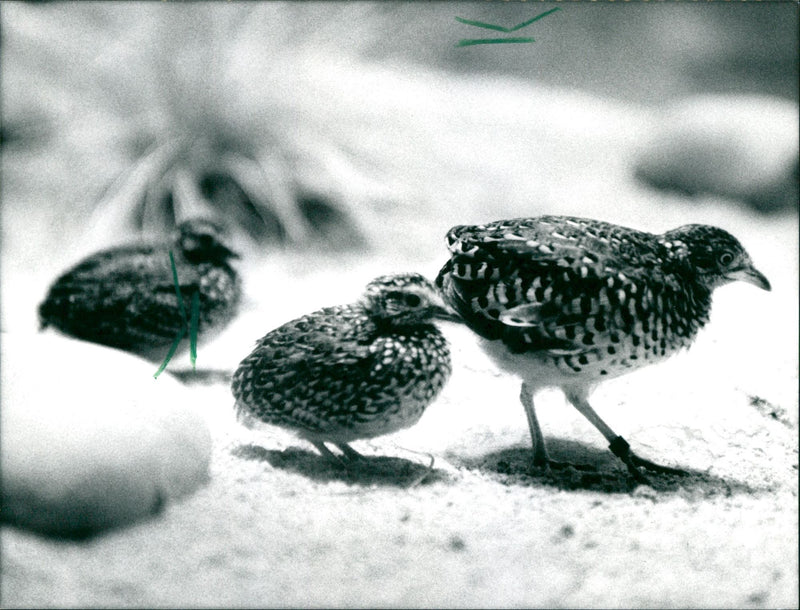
[39,218,241,363]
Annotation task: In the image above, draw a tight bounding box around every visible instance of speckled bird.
[39,218,241,360]
[436,215,771,482]
[231,273,454,461]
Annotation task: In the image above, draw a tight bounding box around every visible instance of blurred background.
[2,2,797,267]
[373,2,799,104]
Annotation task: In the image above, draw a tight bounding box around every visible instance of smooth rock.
[1,332,212,537]
[634,94,799,212]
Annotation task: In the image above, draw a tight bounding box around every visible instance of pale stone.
[0,332,212,536]
[635,94,799,212]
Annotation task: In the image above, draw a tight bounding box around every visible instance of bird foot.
[629,452,688,476]
[608,436,687,484]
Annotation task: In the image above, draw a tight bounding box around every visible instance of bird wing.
[438,219,678,355]
[444,216,666,268]
[259,306,373,365]
[233,304,449,435]
[38,248,152,328]
[39,246,201,341]
[237,306,379,417]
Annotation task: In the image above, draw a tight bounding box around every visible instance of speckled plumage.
[39,218,241,360]
[231,273,453,460]
[436,215,771,482]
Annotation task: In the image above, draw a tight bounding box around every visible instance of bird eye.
[185,234,211,251]
[718,251,735,267]
[385,291,422,308]
[404,293,422,307]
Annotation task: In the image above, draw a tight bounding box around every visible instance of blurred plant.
[4,3,392,257]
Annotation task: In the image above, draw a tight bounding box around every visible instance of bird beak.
[431,306,464,323]
[220,245,240,260]
[728,265,771,291]
[427,293,463,323]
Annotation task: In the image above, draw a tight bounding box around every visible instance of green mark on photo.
[457,37,536,47]
[169,250,188,326]
[189,291,200,370]
[456,7,559,47]
[153,328,186,379]
[154,250,199,378]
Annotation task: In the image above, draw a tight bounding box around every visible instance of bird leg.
[564,390,687,483]
[520,382,550,467]
[310,441,347,466]
[520,383,596,472]
[309,440,365,465]
[605,436,650,484]
[335,443,365,462]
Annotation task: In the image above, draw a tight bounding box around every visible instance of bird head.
[662,224,771,292]
[177,218,240,264]
[362,273,460,326]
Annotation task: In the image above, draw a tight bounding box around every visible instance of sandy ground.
[1,3,798,608]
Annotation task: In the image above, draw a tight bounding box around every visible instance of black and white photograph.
[1,1,798,607]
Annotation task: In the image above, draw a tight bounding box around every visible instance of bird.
[231,273,454,462]
[39,218,241,361]
[435,215,771,483]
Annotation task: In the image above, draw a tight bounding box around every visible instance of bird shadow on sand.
[169,368,232,385]
[231,443,450,487]
[459,438,767,496]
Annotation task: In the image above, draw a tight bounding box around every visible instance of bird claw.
[623,461,652,486]
[628,452,688,476]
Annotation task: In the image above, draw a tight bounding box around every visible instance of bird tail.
[233,400,258,429]
[37,302,52,331]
